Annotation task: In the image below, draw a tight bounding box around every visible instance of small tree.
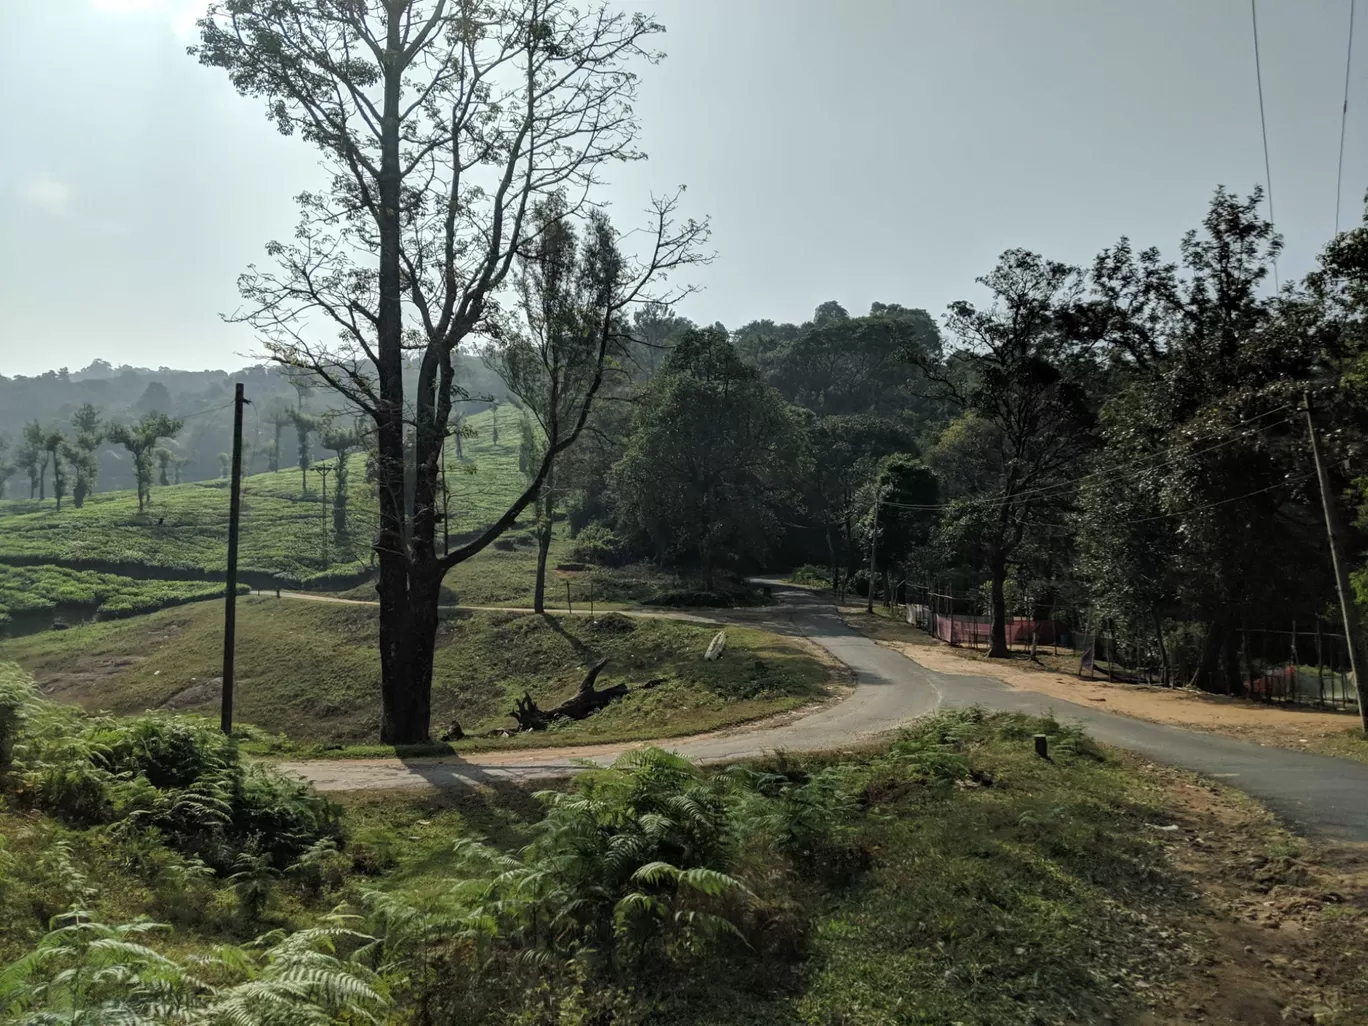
[497,194,633,612]
[68,403,103,508]
[156,447,175,487]
[291,410,320,494]
[320,421,361,540]
[20,421,45,500]
[858,453,940,605]
[44,430,67,510]
[263,402,294,473]
[0,435,13,499]
[107,413,183,512]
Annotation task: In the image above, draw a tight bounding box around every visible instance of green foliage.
[613,328,808,585]
[787,564,830,588]
[106,413,183,514]
[567,522,622,566]
[764,302,940,419]
[2,662,338,873]
[0,913,388,1026]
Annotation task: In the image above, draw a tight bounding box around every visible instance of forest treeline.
[5,188,1368,699]
[546,186,1368,695]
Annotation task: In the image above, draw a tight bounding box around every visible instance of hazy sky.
[2,0,1364,377]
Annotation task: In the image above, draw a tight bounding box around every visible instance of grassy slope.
[3,682,1365,1024]
[280,714,1368,1025]
[0,408,522,580]
[0,597,829,748]
[437,531,685,609]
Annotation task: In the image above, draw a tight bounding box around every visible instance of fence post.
[1316,619,1325,708]
[566,580,573,615]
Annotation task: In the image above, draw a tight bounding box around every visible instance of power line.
[1094,478,1292,527]
[179,399,238,421]
[1336,0,1358,235]
[875,406,1295,513]
[1023,479,1296,533]
[1251,0,1280,290]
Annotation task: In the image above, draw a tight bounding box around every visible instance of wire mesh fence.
[904,587,1359,712]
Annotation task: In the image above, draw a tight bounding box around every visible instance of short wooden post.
[1034,734,1049,759]
[566,580,572,615]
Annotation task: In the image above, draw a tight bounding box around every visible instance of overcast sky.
[1,0,1364,377]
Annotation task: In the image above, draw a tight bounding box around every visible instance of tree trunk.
[533,473,555,613]
[988,557,1010,658]
[826,523,838,592]
[534,521,552,614]
[375,10,426,745]
[1223,629,1245,697]
[1152,608,1170,687]
[1191,621,1224,692]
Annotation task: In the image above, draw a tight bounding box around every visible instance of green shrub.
[0,913,388,1025]
[789,564,830,588]
[569,522,623,566]
[0,663,32,770]
[2,662,339,874]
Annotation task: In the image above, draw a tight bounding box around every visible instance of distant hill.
[0,408,525,586]
[0,355,513,496]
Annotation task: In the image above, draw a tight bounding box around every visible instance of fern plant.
[0,914,387,1026]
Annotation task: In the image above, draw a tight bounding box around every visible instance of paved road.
[281,585,1368,840]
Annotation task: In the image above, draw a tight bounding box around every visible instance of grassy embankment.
[0,597,830,753]
[3,653,1363,1025]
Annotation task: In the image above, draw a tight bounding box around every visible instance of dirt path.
[881,638,1361,754]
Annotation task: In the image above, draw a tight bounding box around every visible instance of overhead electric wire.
[1251,0,1280,290]
[1336,0,1358,235]
[872,405,1295,513]
[983,479,1300,534]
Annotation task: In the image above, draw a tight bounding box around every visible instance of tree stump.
[510,657,630,730]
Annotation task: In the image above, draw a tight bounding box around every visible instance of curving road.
[281,585,1368,841]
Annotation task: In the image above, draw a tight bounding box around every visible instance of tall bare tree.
[194,0,708,742]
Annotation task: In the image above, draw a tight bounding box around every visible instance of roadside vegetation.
[0,598,830,750]
[3,658,1363,1025]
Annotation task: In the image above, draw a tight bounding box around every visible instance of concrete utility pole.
[221,383,246,735]
[1304,391,1368,732]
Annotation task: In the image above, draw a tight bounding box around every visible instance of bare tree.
[194,0,708,742]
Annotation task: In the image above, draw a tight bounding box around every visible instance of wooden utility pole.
[865,487,880,614]
[221,383,245,735]
[1304,391,1368,732]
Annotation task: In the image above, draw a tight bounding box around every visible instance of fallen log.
[512,657,631,731]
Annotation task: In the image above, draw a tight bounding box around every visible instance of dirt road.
[278,585,1368,840]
